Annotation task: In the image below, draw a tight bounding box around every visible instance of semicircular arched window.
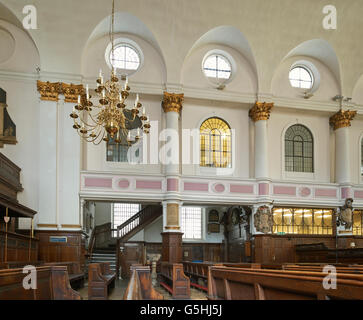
[200,117,232,168]
[285,124,314,173]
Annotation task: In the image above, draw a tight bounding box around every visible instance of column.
[37,82,60,230]
[36,81,83,231]
[330,109,357,185]
[161,92,184,263]
[249,102,273,180]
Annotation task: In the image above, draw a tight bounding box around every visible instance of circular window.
[289,66,314,89]
[109,44,140,71]
[203,54,232,80]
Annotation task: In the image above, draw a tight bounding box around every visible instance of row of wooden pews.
[183,261,281,292]
[207,265,363,300]
[183,261,363,300]
[0,266,81,300]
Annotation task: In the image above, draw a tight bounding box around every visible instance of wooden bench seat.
[159,262,190,299]
[88,262,116,300]
[0,266,82,300]
[124,265,163,300]
[44,262,85,289]
[207,266,363,300]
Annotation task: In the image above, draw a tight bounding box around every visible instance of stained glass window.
[181,207,202,239]
[203,54,232,80]
[200,117,232,168]
[285,124,314,172]
[273,208,333,235]
[110,44,140,70]
[353,210,363,236]
[289,66,313,89]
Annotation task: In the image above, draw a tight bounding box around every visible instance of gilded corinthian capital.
[162,92,184,114]
[249,102,274,122]
[329,109,357,130]
[37,81,62,101]
[37,80,84,103]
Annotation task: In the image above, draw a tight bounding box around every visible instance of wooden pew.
[124,265,164,300]
[283,264,363,274]
[44,262,84,289]
[0,261,44,269]
[0,266,81,300]
[183,261,223,292]
[159,262,190,299]
[207,266,363,300]
[183,261,282,292]
[88,262,116,300]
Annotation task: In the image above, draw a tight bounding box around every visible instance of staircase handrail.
[116,205,160,239]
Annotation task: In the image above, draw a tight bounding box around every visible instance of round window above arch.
[288,60,321,93]
[202,50,236,88]
[105,38,144,76]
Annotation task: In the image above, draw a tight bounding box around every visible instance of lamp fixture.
[69,0,150,145]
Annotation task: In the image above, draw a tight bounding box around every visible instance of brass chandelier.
[70,0,150,145]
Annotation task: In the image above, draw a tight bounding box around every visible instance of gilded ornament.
[249,102,274,122]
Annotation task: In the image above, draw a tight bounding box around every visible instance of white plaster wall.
[82,33,166,84]
[271,56,340,101]
[268,108,331,183]
[84,94,163,173]
[0,20,40,217]
[181,44,257,94]
[94,202,112,226]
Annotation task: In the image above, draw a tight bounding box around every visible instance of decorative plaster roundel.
[214,183,225,193]
[300,187,311,197]
[0,28,15,64]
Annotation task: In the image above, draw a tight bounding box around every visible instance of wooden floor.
[77,278,207,300]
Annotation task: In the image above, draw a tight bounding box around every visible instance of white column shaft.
[335,127,351,184]
[254,120,268,179]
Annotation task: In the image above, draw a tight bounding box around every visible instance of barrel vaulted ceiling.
[1,0,363,99]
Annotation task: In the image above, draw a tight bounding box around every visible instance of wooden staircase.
[116,205,162,242]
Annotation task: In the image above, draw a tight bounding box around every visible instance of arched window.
[285,124,314,173]
[200,117,232,168]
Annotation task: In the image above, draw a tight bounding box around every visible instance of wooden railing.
[88,223,116,256]
[116,205,162,241]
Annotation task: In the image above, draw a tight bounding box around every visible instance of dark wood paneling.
[0,230,38,262]
[161,232,183,263]
[36,230,85,270]
[252,235,362,264]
